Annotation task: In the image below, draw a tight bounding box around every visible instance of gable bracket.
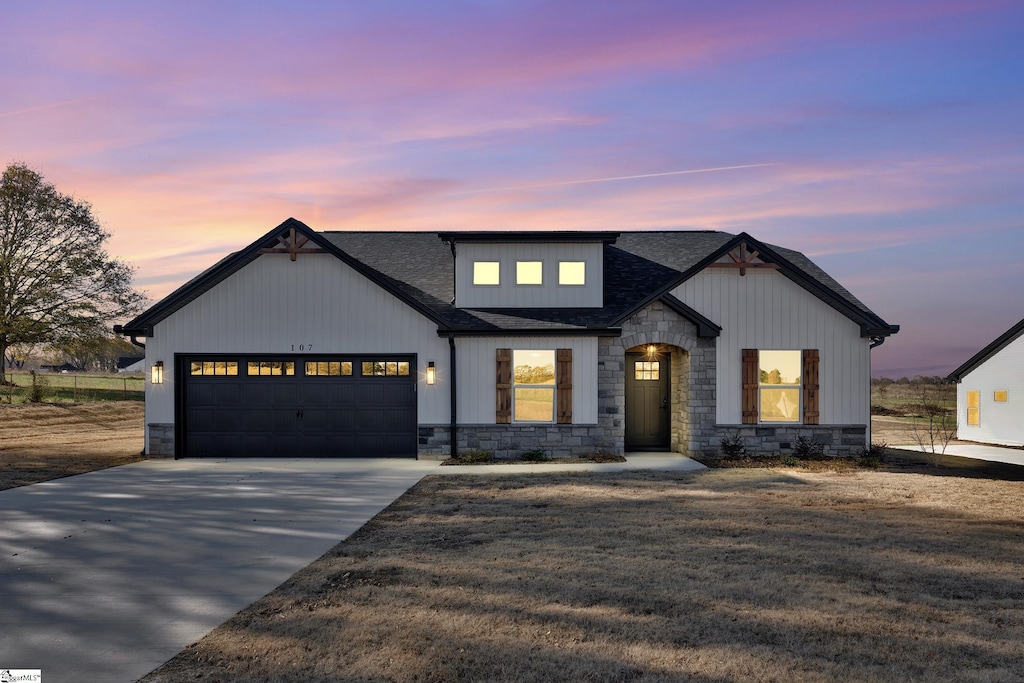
[259,226,327,261]
[706,241,779,276]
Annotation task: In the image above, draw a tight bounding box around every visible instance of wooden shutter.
[802,349,819,425]
[742,349,758,424]
[496,348,512,424]
[556,348,573,424]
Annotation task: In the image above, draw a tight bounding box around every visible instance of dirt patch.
[0,402,145,490]
[143,469,1024,683]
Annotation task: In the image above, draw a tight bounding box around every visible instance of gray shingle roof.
[121,219,896,338]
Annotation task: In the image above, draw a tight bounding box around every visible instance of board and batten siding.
[956,332,1024,446]
[454,336,598,424]
[144,254,451,448]
[454,242,603,308]
[671,269,871,425]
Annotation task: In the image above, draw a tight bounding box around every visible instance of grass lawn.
[143,467,1024,682]
[0,402,145,489]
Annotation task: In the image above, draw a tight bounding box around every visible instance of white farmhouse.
[948,318,1024,446]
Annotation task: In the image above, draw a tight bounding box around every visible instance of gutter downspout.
[113,324,147,350]
[449,335,457,458]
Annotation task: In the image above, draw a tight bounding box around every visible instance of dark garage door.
[180,355,417,457]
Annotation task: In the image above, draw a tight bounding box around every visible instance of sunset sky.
[3,1,1022,378]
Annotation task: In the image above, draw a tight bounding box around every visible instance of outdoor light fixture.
[426,361,436,385]
[647,344,657,357]
[152,361,164,384]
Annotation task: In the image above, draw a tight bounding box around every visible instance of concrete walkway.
[895,442,1024,467]
[0,453,705,682]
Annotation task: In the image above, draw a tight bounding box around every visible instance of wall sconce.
[151,361,164,385]
[646,344,657,357]
[426,361,436,385]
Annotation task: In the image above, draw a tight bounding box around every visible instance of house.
[115,218,898,459]
[117,356,145,373]
[947,318,1024,447]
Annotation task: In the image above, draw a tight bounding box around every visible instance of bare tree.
[909,382,958,459]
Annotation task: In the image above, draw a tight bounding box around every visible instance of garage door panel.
[182,355,416,458]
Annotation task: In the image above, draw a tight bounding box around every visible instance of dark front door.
[625,352,670,450]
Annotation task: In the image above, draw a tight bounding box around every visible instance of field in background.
[870,380,956,445]
[1,371,144,404]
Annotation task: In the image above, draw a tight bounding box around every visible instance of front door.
[625,352,670,450]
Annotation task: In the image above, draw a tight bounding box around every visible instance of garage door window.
[361,361,411,377]
[247,360,295,376]
[190,360,238,376]
[305,361,353,376]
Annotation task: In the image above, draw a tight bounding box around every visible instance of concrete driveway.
[0,458,440,682]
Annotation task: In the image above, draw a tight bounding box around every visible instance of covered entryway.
[179,355,417,457]
[625,350,671,450]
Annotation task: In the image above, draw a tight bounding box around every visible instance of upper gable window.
[473,261,500,285]
[516,261,543,285]
[559,261,585,285]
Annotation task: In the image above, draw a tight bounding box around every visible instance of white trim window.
[516,261,543,285]
[558,261,586,285]
[473,261,500,285]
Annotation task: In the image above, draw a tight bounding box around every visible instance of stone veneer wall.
[148,423,175,458]
[713,425,868,458]
[417,424,612,460]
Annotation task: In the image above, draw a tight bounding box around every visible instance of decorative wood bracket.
[706,241,779,276]
[258,227,327,261]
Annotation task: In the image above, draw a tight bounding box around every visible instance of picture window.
[512,350,555,422]
[758,350,801,423]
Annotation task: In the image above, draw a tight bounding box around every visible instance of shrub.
[792,435,825,459]
[28,371,48,403]
[719,434,747,458]
[457,449,493,464]
[780,454,800,467]
[520,448,550,462]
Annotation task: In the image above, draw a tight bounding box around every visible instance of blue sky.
[3,0,1023,377]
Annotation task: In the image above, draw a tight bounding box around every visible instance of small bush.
[28,371,48,403]
[780,454,800,467]
[792,435,825,460]
[720,434,747,458]
[857,441,887,469]
[520,448,550,462]
[456,449,493,464]
[857,456,882,469]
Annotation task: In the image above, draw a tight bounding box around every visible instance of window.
[473,261,500,285]
[994,390,1008,403]
[634,361,660,380]
[758,350,801,422]
[361,360,411,377]
[513,350,555,422]
[559,261,586,285]
[967,390,980,426]
[305,361,353,376]
[247,361,295,376]
[190,360,238,376]
[516,261,543,285]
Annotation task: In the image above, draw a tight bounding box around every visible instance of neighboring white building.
[948,318,1024,447]
[116,218,898,459]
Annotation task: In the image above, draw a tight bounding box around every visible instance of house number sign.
[291,344,313,351]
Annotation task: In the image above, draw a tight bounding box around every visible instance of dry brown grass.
[144,468,1024,683]
[0,402,145,490]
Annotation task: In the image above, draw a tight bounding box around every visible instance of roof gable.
[948,318,1024,382]
[119,221,897,341]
